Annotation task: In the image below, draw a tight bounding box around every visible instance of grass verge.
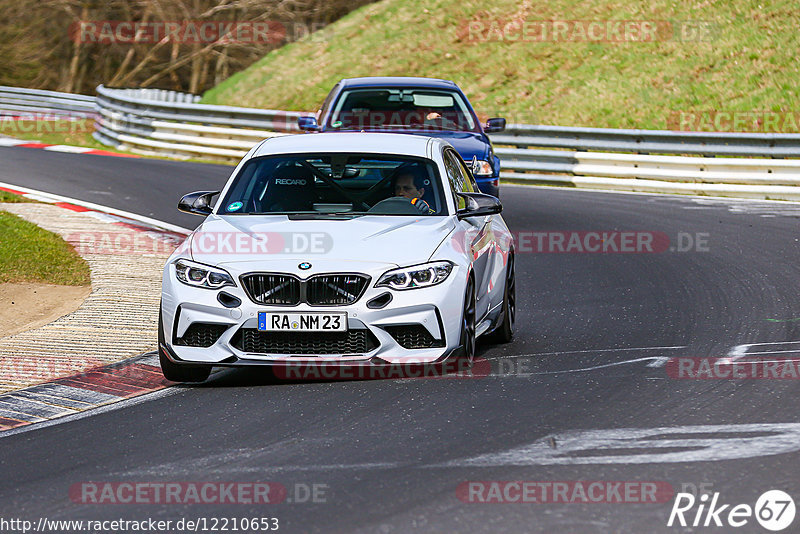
[202,0,799,130]
[1,118,106,149]
[0,208,91,286]
[0,191,32,203]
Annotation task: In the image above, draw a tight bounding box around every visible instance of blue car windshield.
[219,154,447,216]
[327,88,479,132]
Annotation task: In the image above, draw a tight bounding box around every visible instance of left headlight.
[376,261,454,290]
[174,259,235,289]
[472,159,493,177]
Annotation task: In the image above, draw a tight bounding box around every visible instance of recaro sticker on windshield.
[227,202,243,212]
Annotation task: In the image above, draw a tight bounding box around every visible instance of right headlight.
[472,159,493,177]
[174,259,235,290]
[376,261,454,290]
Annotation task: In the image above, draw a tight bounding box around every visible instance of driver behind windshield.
[393,168,435,214]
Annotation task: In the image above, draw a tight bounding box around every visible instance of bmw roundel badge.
[299,262,312,270]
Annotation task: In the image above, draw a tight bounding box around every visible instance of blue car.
[298,77,506,197]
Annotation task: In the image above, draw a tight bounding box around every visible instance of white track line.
[43,145,93,154]
[0,138,27,147]
[716,343,752,365]
[0,180,191,235]
[500,346,686,370]
[718,341,800,365]
[502,345,686,359]
[485,356,665,377]
[744,341,800,346]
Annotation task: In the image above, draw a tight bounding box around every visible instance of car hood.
[414,131,490,161]
[320,129,490,161]
[187,214,457,269]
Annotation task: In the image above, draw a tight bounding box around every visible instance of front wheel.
[488,253,515,343]
[158,310,211,383]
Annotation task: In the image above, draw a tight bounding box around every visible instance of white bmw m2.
[159,133,514,382]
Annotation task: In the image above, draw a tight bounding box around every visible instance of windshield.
[219,154,447,216]
[327,88,479,132]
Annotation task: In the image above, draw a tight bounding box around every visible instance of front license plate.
[258,312,347,332]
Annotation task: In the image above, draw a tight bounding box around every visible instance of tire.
[460,276,477,363]
[489,253,515,343]
[158,309,211,383]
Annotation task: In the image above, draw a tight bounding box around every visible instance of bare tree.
[0,0,376,94]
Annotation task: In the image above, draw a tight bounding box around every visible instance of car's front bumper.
[160,260,469,367]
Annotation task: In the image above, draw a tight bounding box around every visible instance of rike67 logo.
[668,490,795,531]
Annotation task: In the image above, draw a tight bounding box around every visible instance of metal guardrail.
[2,85,800,200]
[484,125,800,200]
[493,148,800,185]
[93,85,311,161]
[103,87,201,104]
[488,125,800,199]
[95,85,308,131]
[0,86,96,117]
[490,124,800,158]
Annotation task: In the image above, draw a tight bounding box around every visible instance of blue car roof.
[338,77,459,90]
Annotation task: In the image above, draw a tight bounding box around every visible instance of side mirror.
[456,192,502,219]
[485,117,506,133]
[298,116,319,131]
[178,191,219,216]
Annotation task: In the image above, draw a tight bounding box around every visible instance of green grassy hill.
[201,0,798,130]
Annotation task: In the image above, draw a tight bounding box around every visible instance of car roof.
[338,77,459,91]
[253,132,448,158]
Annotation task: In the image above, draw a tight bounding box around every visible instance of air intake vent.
[384,325,445,349]
[174,323,229,347]
[241,273,370,306]
[231,328,378,355]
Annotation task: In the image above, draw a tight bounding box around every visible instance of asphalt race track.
[2,147,800,533]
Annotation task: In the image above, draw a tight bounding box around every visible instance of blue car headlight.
[174,259,235,289]
[472,160,493,177]
[376,261,454,290]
